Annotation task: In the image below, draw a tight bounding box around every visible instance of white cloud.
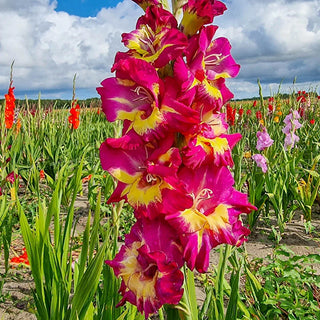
[0,0,141,97]
[0,0,319,99]
[215,0,320,94]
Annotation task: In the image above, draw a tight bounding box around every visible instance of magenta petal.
[194,235,211,272]
[122,26,187,68]
[6,171,18,184]
[97,78,148,122]
[197,78,234,110]
[106,130,144,150]
[97,58,162,130]
[137,5,178,29]
[205,37,240,80]
[181,0,227,36]
[186,25,218,63]
[223,133,242,149]
[113,58,161,102]
[100,136,192,218]
[131,0,162,11]
[182,129,241,168]
[99,138,145,176]
[164,165,255,272]
[173,57,195,90]
[106,218,184,318]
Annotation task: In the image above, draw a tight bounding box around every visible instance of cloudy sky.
[0,0,319,100]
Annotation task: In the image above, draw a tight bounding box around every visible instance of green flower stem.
[164,267,198,320]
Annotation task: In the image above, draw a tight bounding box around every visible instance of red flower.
[297,96,306,103]
[256,111,262,120]
[10,248,30,266]
[39,169,45,180]
[226,104,236,125]
[68,102,80,129]
[297,90,308,103]
[5,86,15,129]
[6,171,18,184]
[246,109,252,116]
[310,119,315,125]
[268,104,273,112]
[298,106,305,117]
[238,108,244,116]
[82,174,92,183]
[252,100,257,107]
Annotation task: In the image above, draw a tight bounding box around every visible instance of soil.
[1,200,320,320]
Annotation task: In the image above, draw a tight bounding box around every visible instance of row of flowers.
[226,99,318,126]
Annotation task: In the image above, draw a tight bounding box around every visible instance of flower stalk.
[97,0,255,317]
[4,61,16,129]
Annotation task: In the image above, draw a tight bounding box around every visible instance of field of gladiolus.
[1,87,320,320]
[1,0,320,319]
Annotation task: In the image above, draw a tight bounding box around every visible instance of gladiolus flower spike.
[68,101,80,129]
[282,110,302,151]
[10,248,30,266]
[4,62,16,129]
[252,154,268,173]
[68,74,80,129]
[256,125,273,151]
[97,0,256,318]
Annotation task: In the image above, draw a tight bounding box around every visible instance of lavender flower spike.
[252,154,268,173]
[256,126,273,151]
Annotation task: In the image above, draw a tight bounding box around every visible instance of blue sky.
[0,0,319,100]
[55,0,122,17]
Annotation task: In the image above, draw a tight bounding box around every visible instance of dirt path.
[1,204,320,319]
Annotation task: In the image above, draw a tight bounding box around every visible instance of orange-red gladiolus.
[82,174,92,183]
[39,169,45,180]
[5,86,15,129]
[10,248,30,266]
[68,103,80,129]
[14,118,21,134]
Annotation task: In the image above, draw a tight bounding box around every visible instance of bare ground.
[1,201,320,320]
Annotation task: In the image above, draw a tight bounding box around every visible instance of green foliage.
[0,192,16,296]
[243,246,320,319]
[228,88,320,235]
[18,163,108,320]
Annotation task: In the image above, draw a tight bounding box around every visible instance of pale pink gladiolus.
[256,126,273,151]
[252,154,268,173]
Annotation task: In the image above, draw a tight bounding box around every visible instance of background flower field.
[1,86,320,319]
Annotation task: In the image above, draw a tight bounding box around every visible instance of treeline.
[233,93,292,102]
[233,91,319,102]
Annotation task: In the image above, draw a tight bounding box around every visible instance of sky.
[0,0,319,100]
